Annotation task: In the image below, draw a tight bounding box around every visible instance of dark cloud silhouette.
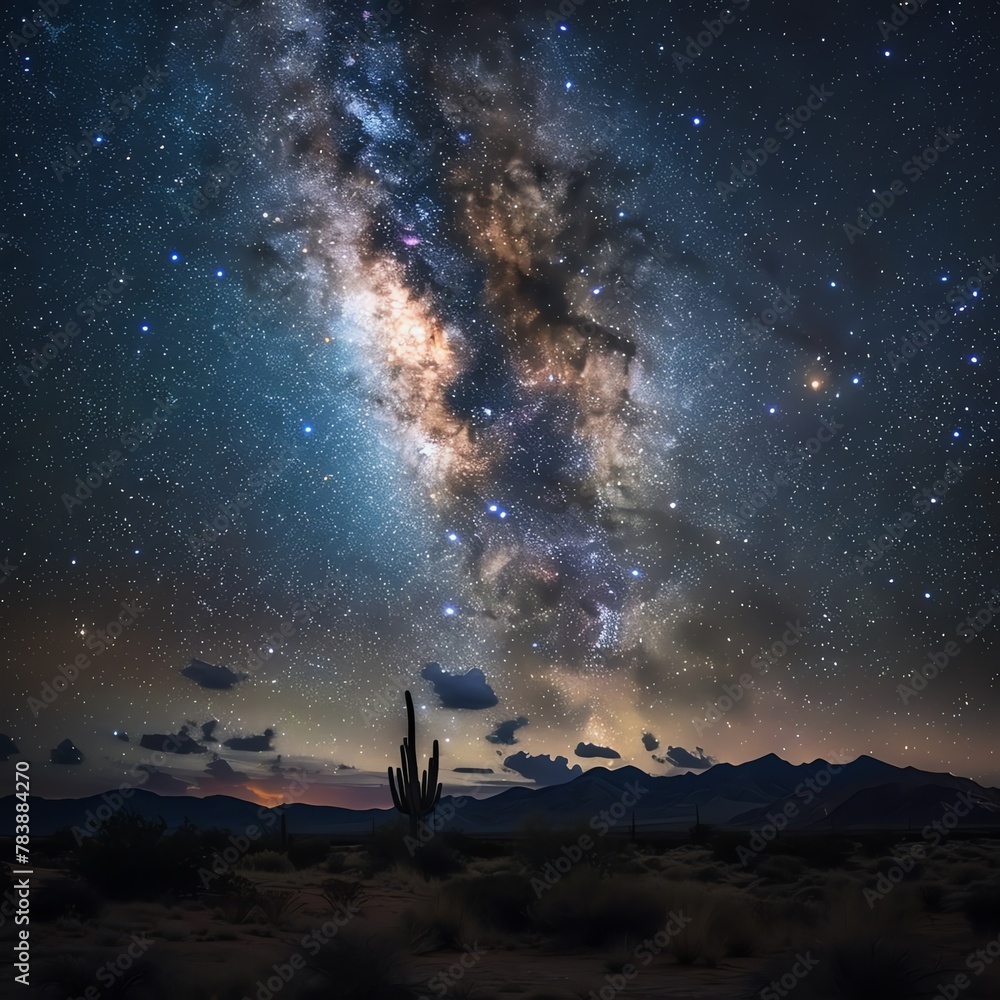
[421,662,498,709]
[503,751,583,785]
[112,729,129,742]
[223,728,275,752]
[486,717,529,745]
[51,738,84,764]
[454,766,494,773]
[180,658,248,690]
[642,732,659,751]
[575,741,621,759]
[201,720,220,742]
[662,745,716,770]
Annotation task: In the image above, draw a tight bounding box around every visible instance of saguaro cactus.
[387,690,442,838]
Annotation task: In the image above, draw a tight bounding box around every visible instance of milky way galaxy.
[2,0,997,803]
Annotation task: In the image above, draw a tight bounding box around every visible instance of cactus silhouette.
[387,690,442,838]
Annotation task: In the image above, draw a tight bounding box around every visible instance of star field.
[1,0,997,803]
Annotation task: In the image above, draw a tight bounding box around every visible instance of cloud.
[575,741,621,759]
[223,728,275,752]
[180,658,248,690]
[421,662,498,709]
[51,738,84,764]
[661,745,716,770]
[503,751,583,785]
[201,720,220,742]
[454,766,494,773]
[642,732,659,751]
[486,717,529,745]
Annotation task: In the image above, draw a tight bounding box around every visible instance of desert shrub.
[244,849,294,872]
[288,836,333,870]
[772,835,854,869]
[950,863,989,885]
[962,885,1000,934]
[784,935,949,999]
[249,889,304,926]
[709,832,753,864]
[36,952,167,1000]
[514,817,619,875]
[318,877,367,913]
[403,887,476,954]
[440,832,507,859]
[297,927,420,999]
[533,868,664,949]
[325,852,347,874]
[75,813,248,900]
[756,854,807,883]
[918,881,946,913]
[441,873,536,932]
[875,854,924,880]
[365,820,464,879]
[31,879,104,922]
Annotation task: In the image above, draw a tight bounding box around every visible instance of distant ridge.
[3,755,998,837]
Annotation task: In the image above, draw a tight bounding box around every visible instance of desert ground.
[4,818,1000,999]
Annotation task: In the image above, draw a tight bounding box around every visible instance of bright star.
[970,356,978,363]
[303,425,313,434]
[692,116,701,125]
[216,269,224,278]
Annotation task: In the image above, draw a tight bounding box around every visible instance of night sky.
[2,0,997,805]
